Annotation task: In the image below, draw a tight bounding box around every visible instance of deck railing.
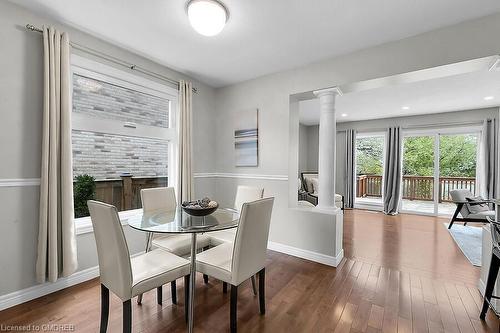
[91,175,168,210]
[356,175,475,202]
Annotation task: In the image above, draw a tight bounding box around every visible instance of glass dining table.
[128,207,240,333]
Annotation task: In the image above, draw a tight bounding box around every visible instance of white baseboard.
[0,252,144,311]
[0,266,99,311]
[0,244,341,311]
[268,241,344,267]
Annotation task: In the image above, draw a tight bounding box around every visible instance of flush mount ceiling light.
[484,96,495,100]
[402,106,410,110]
[187,0,229,37]
[341,113,348,117]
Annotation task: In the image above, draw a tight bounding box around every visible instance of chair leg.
[123,300,132,333]
[223,282,228,294]
[230,285,238,333]
[258,268,266,315]
[448,203,463,229]
[251,275,257,296]
[171,280,177,304]
[100,284,109,333]
[481,253,500,319]
[157,286,162,305]
[184,275,190,323]
[203,274,209,284]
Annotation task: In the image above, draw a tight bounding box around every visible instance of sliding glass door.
[401,135,436,214]
[400,130,479,216]
[438,133,478,215]
[355,133,385,206]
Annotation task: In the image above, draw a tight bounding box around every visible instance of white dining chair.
[138,187,211,304]
[87,200,191,333]
[196,197,274,333]
[208,185,264,295]
[209,185,264,246]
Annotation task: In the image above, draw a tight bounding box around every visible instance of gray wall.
[0,1,216,296]
[298,124,319,173]
[212,12,500,260]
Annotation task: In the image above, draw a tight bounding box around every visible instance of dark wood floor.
[1,209,498,332]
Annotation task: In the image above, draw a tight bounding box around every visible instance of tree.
[356,136,384,175]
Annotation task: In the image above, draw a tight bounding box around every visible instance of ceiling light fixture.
[402,106,410,110]
[187,0,229,37]
[484,96,494,101]
[341,113,348,117]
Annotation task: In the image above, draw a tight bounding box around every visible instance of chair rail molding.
[0,178,41,187]
[194,173,288,181]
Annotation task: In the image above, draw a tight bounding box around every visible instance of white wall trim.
[268,241,344,267]
[0,266,98,311]
[0,252,144,311]
[194,173,288,181]
[0,178,41,187]
[0,240,342,310]
[75,208,142,235]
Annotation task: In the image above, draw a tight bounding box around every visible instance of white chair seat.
[208,229,236,246]
[468,210,496,220]
[196,242,233,283]
[152,234,211,256]
[130,249,190,297]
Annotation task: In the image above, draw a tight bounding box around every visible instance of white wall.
[211,12,500,264]
[0,1,216,297]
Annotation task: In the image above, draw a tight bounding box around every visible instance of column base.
[314,205,341,214]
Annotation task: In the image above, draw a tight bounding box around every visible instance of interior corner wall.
[0,1,216,297]
[212,12,500,260]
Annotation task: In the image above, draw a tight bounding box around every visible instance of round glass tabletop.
[127,208,240,234]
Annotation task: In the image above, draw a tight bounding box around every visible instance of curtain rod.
[25,24,198,94]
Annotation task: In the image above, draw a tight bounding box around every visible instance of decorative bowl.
[181,201,219,217]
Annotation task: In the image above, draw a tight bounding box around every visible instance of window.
[71,55,178,220]
[355,133,385,206]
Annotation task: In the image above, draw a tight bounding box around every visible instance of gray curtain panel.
[345,129,356,208]
[383,127,402,215]
[178,80,194,203]
[36,26,78,283]
[478,119,497,200]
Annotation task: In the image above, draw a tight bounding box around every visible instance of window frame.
[71,55,179,234]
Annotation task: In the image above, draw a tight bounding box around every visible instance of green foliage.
[356,134,478,178]
[402,136,434,176]
[356,136,384,175]
[439,135,477,177]
[74,174,96,218]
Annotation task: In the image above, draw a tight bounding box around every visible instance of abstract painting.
[234,109,258,167]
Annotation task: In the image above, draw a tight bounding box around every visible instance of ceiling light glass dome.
[187,0,229,37]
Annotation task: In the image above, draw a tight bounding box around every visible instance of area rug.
[443,223,482,266]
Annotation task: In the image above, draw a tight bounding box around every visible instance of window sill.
[75,208,143,235]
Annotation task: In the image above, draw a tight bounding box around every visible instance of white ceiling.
[299,69,500,125]
[9,0,500,87]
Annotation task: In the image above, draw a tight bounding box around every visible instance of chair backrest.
[141,187,177,212]
[87,200,132,300]
[450,189,473,217]
[231,197,274,285]
[234,186,264,212]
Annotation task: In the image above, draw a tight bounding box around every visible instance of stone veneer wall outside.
[72,130,168,180]
[72,74,170,180]
[73,74,169,127]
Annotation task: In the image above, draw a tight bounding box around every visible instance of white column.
[313,87,342,211]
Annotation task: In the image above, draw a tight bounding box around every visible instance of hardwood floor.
[1,209,498,332]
